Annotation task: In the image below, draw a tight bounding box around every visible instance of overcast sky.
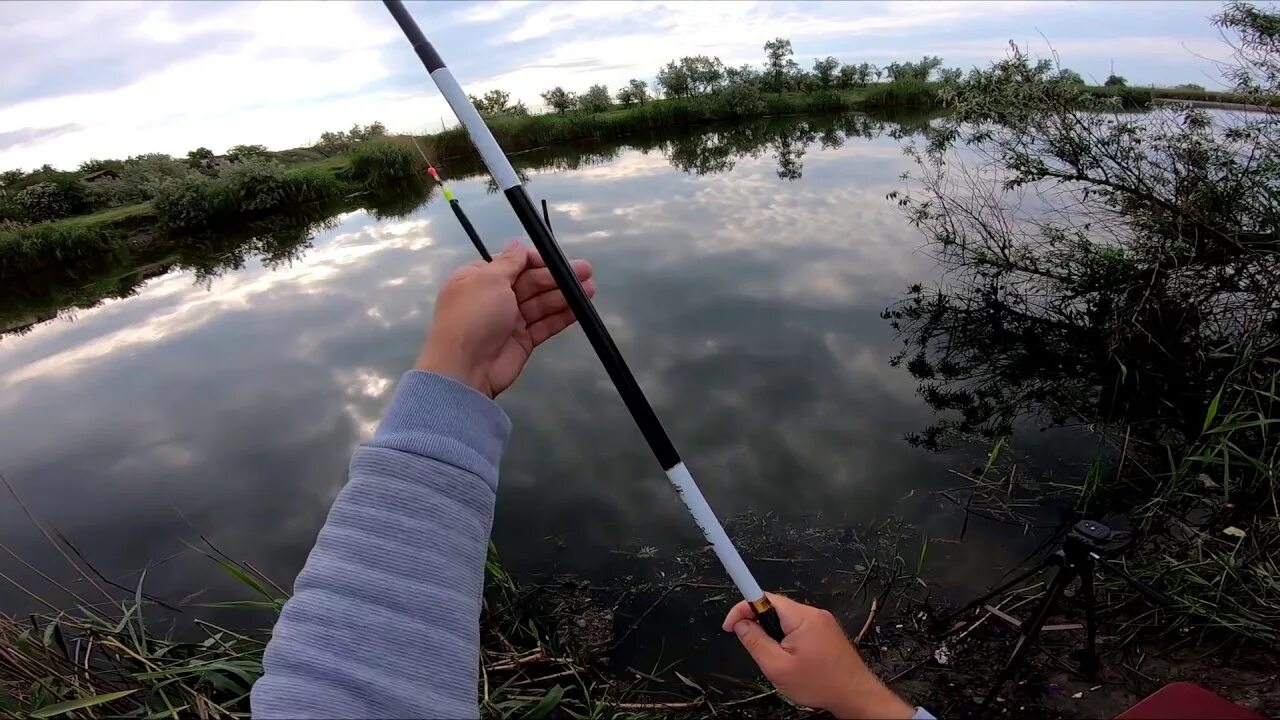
[0,0,1232,171]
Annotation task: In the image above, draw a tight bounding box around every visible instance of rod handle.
[751,598,786,643]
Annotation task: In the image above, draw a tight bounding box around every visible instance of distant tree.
[889,56,943,82]
[1057,69,1086,84]
[616,78,649,107]
[227,144,269,162]
[724,63,762,86]
[938,67,964,84]
[764,37,797,92]
[1105,74,1128,87]
[656,60,692,98]
[812,56,840,88]
[0,169,25,188]
[186,147,214,161]
[79,159,124,174]
[470,89,522,116]
[314,131,349,157]
[541,86,577,113]
[577,84,611,113]
[683,55,726,94]
[1175,82,1206,90]
[837,64,858,89]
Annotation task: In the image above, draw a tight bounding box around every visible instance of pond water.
[0,115,1092,670]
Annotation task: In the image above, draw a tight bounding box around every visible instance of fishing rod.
[410,137,491,261]
[382,0,785,643]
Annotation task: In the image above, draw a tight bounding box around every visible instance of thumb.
[490,240,528,282]
[733,619,789,675]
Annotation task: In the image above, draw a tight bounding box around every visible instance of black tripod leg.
[1077,560,1099,674]
[934,556,1056,631]
[982,563,1077,705]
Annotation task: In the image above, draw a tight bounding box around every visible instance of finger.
[519,279,595,325]
[513,260,592,302]
[764,593,809,634]
[722,601,755,632]
[527,308,579,347]
[490,240,528,282]
[733,619,790,675]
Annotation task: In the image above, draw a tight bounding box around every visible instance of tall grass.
[341,141,418,188]
[0,220,127,277]
[861,80,941,110]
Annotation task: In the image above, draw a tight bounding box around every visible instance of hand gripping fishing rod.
[382,0,786,642]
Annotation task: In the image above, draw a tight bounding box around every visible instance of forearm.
[252,371,510,719]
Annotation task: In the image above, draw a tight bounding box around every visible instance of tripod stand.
[938,520,1171,706]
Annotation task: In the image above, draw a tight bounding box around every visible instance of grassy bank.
[0,142,417,279]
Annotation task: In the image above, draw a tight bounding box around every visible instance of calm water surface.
[0,117,1086,666]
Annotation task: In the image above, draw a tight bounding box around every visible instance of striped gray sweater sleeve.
[252,370,510,719]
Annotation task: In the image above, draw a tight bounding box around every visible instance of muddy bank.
[481,515,1278,718]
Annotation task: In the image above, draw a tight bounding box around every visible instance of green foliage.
[812,56,840,88]
[887,55,943,81]
[227,143,269,161]
[1058,68,1086,84]
[615,78,649,107]
[343,141,417,188]
[0,218,123,276]
[763,37,798,91]
[656,60,692,98]
[470,89,528,116]
[540,86,576,113]
[1104,73,1127,87]
[577,83,612,113]
[861,79,941,109]
[714,80,765,116]
[186,146,214,161]
[886,5,1280,639]
[311,121,389,157]
[15,178,89,222]
[78,158,125,173]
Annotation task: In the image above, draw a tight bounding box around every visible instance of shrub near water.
[342,141,418,188]
[154,159,351,232]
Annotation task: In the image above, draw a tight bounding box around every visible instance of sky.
[0,0,1234,171]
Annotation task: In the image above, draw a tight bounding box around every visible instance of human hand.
[415,240,593,398]
[723,594,914,720]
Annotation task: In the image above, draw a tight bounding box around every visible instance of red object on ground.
[1116,682,1262,719]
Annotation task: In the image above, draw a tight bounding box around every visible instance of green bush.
[713,82,764,117]
[15,179,90,222]
[862,79,940,109]
[343,141,417,188]
[281,165,342,203]
[153,174,233,232]
[222,160,290,212]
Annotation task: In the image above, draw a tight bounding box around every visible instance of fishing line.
[383,0,786,641]
[410,136,492,261]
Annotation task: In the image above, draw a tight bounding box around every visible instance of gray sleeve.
[251,371,511,719]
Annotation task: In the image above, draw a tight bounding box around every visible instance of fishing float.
[382,0,786,643]
[410,137,492,261]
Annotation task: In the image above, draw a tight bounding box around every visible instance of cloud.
[0,123,83,151]
[0,0,1232,170]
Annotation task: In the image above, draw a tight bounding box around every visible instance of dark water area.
[0,115,1094,674]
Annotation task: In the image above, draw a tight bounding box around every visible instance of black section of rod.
[541,198,552,235]
[503,185,681,469]
[383,0,445,71]
[449,199,491,261]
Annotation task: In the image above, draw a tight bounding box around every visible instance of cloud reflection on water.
[0,117,1044,626]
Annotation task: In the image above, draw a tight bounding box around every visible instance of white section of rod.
[429,67,520,190]
[665,462,764,602]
